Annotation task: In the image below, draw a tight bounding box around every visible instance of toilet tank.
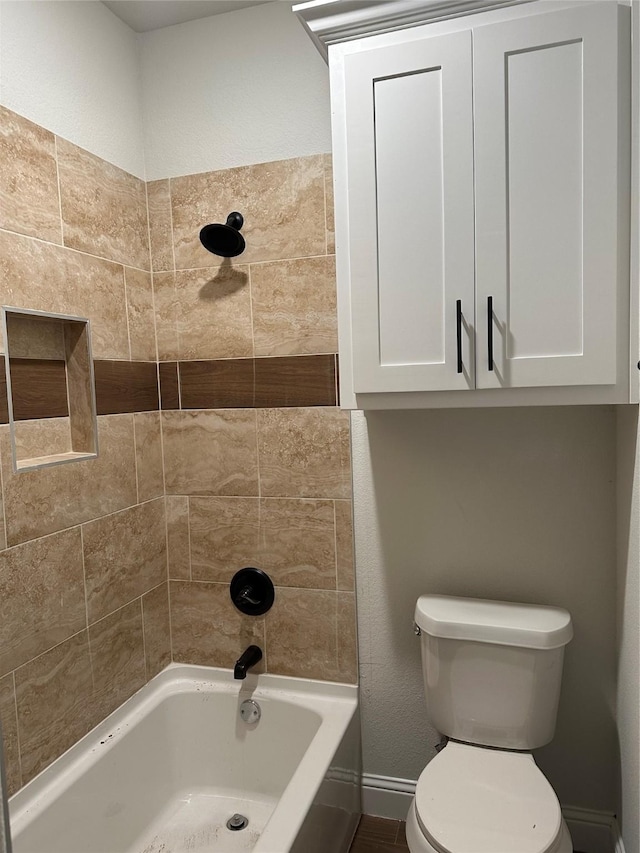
[415,595,573,750]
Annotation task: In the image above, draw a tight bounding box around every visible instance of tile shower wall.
[148,154,357,685]
[0,102,356,797]
[0,105,169,795]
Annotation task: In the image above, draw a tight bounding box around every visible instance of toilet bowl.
[405,741,572,853]
[409,595,574,853]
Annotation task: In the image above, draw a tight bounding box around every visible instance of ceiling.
[102,0,270,32]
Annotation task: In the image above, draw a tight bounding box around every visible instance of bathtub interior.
[8,666,360,853]
[10,672,329,853]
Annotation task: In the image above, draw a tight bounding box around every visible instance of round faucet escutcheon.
[230,567,275,616]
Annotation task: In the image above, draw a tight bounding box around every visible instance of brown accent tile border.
[255,355,336,407]
[179,354,337,410]
[9,359,69,421]
[0,353,336,422]
[94,360,159,415]
[180,359,255,409]
[159,362,180,410]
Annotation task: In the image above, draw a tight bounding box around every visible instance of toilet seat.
[414,741,563,853]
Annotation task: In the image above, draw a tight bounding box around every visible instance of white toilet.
[406,594,574,853]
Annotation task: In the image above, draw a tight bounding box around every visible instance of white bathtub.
[9,664,361,853]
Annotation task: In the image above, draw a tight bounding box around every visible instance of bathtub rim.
[9,663,359,853]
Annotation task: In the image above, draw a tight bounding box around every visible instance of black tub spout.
[234,645,262,680]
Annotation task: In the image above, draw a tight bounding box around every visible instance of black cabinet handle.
[487,296,494,371]
[456,300,463,374]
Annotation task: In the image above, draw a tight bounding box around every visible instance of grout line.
[166,352,338,363]
[122,268,134,362]
[0,225,152,276]
[0,431,9,551]
[0,495,165,560]
[81,525,97,691]
[248,263,256,361]
[158,252,335,276]
[53,136,65,246]
[167,179,178,276]
[142,179,154,282]
[254,409,261,501]
[186,496,192,581]
[11,670,23,788]
[140,596,148,681]
[181,578,334,594]
[80,525,90,631]
[132,413,140,505]
[167,574,175,664]
[144,182,160,364]
[12,625,89,680]
[332,500,339,591]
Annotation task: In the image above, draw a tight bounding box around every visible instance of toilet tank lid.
[415,595,573,649]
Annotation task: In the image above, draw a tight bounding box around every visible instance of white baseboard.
[361,773,624,853]
[361,773,414,821]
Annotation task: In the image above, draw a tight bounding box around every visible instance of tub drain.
[227,814,249,832]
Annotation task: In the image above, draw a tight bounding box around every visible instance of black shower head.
[199,212,245,258]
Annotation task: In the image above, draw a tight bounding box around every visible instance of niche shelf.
[2,307,99,472]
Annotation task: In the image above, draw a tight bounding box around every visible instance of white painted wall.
[352,406,618,813]
[0,0,146,177]
[617,407,639,852]
[138,0,332,180]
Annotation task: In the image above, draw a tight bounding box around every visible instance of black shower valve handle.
[236,585,260,607]
[230,567,275,616]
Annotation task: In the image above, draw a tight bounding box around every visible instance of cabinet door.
[344,31,475,393]
[474,4,625,389]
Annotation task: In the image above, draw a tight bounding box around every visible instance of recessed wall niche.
[1,307,99,471]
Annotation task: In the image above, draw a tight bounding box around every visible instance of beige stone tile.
[337,591,357,683]
[2,415,137,546]
[14,418,71,462]
[324,154,335,254]
[166,495,190,580]
[266,588,356,683]
[57,138,149,270]
[171,156,325,270]
[175,266,253,360]
[89,600,146,718]
[251,256,337,356]
[0,528,85,677]
[142,583,171,679]
[83,499,166,624]
[134,412,164,502]
[0,105,62,243]
[147,179,174,273]
[15,631,95,784]
[125,267,157,361]
[170,580,264,669]
[258,498,336,589]
[335,500,355,591]
[190,497,337,589]
[0,229,129,360]
[162,410,258,497]
[190,497,259,582]
[257,407,351,499]
[0,673,21,795]
[6,314,65,359]
[152,272,180,361]
[266,588,340,681]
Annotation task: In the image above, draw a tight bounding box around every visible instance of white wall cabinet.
[330,1,632,408]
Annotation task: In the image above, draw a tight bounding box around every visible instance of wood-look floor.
[349,815,410,853]
[348,814,587,853]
